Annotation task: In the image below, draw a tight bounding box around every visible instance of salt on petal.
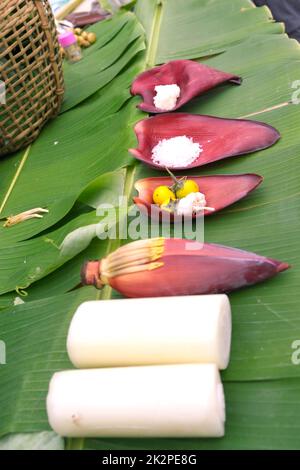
[151,135,202,168]
[153,84,180,111]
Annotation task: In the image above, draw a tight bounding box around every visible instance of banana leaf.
[0,0,300,450]
[0,432,64,450]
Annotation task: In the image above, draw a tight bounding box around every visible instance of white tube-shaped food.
[67,294,231,370]
[47,364,225,438]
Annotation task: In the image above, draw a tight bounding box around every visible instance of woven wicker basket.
[0,0,64,157]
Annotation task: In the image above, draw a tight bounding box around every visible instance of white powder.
[176,192,207,216]
[153,84,180,111]
[13,296,25,306]
[151,135,202,168]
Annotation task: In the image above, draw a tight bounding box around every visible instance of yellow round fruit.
[87,32,97,44]
[153,186,176,206]
[176,180,199,199]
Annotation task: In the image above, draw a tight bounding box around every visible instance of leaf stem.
[239,101,290,119]
[0,145,31,215]
[65,437,85,450]
[145,0,163,68]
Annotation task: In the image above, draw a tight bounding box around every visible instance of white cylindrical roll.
[67,295,231,370]
[47,364,225,438]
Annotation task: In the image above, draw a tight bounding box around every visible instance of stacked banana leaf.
[0,0,300,450]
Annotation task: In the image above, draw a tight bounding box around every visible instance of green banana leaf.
[0,0,300,450]
[0,432,64,450]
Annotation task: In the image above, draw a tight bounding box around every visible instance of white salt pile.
[151,135,203,168]
[153,84,180,111]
